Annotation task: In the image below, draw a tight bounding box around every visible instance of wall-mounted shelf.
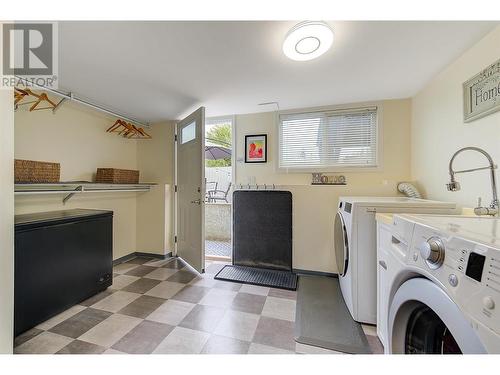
[15,182,156,204]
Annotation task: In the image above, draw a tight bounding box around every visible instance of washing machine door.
[388,278,486,354]
[334,211,349,277]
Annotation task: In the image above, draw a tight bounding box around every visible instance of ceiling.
[58,21,498,122]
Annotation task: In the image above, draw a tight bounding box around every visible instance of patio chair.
[205,181,218,202]
[210,182,232,203]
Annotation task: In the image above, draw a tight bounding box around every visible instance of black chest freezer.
[14,209,113,336]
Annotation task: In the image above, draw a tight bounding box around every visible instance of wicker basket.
[14,159,60,183]
[96,168,139,184]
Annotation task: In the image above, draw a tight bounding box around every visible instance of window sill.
[276,165,382,173]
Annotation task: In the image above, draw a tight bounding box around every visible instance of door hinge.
[174,185,177,193]
[174,134,178,142]
[174,235,177,243]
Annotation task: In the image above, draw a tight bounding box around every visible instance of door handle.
[191,199,201,205]
[379,260,387,270]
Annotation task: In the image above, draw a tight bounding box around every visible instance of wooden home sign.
[463,58,500,122]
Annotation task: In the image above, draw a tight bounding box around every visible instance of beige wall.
[137,121,175,255]
[0,87,14,353]
[15,100,140,260]
[234,99,412,273]
[412,25,500,209]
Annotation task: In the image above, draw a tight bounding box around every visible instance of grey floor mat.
[295,275,372,354]
[214,265,297,290]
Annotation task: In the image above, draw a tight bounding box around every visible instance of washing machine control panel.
[408,224,500,334]
[465,252,487,282]
[419,237,445,269]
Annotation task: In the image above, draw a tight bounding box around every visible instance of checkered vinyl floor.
[14,256,383,354]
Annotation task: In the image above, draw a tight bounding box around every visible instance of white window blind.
[279,107,378,169]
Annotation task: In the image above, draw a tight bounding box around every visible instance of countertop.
[376,208,479,226]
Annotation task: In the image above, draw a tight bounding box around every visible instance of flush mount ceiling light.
[283,21,334,61]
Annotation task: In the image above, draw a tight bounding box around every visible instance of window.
[279,107,378,170]
[180,121,196,144]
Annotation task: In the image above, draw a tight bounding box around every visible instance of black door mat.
[214,265,297,290]
[295,275,372,354]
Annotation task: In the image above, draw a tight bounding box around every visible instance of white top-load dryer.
[334,197,457,324]
[378,214,500,353]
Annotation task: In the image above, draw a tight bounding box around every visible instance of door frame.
[173,107,206,272]
[174,124,178,257]
[204,115,236,261]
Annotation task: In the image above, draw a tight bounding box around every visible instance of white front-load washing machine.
[378,214,500,354]
[334,197,457,324]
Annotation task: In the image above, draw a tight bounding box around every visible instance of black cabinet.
[14,209,113,336]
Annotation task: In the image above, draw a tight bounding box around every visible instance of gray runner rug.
[295,275,372,354]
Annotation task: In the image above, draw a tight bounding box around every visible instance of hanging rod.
[14,182,155,204]
[14,76,150,128]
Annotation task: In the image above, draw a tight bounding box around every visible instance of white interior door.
[175,107,205,273]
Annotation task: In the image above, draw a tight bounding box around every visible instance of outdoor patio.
[205,239,231,258]
[205,200,231,259]
[204,166,232,259]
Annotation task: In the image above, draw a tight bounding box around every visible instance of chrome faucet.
[447,146,499,216]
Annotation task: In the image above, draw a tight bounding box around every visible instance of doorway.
[204,116,234,262]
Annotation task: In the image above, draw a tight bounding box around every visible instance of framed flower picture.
[245,134,267,163]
